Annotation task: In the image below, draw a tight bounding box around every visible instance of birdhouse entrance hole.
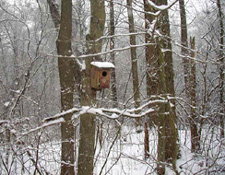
[102,71,107,77]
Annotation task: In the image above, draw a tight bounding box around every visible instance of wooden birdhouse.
[91,61,115,90]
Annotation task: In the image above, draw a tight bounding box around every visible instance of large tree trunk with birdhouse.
[77,0,106,175]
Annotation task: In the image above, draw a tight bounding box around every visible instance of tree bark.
[179,0,201,153]
[46,0,60,30]
[77,0,106,175]
[47,0,78,173]
[56,0,75,174]
[179,0,190,99]
[189,37,201,153]
[216,0,224,139]
[143,0,158,159]
[160,1,178,170]
[144,122,150,159]
[144,0,178,173]
[126,0,141,130]
[109,0,118,108]
[156,43,167,175]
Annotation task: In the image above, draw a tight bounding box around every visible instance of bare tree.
[143,0,178,174]
[109,0,118,108]
[216,0,224,139]
[78,0,106,174]
[143,0,157,160]
[179,0,201,153]
[56,0,76,174]
[179,0,189,98]
[189,36,201,152]
[126,0,141,130]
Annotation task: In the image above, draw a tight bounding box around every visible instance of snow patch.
[147,0,177,11]
[111,113,119,119]
[91,61,115,69]
[4,101,10,107]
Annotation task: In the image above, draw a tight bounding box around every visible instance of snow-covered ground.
[0,124,224,175]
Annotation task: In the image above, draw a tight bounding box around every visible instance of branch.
[45,42,156,59]
[44,99,167,123]
[16,96,174,138]
[147,0,178,11]
[46,0,60,29]
[19,117,65,139]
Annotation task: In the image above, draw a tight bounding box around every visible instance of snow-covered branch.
[46,42,155,60]
[147,0,178,11]
[15,97,174,137]
[19,117,65,139]
[0,120,8,125]
[95,32,147,42]
[43,98,171,122]
[44,104,156,123]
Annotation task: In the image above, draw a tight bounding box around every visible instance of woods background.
[0,0,224,174]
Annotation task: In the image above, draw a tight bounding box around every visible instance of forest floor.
[0,125,225,175]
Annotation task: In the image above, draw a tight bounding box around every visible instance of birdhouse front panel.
[91,66,101,90]
[100,69,110,88]
[90,61,115,90]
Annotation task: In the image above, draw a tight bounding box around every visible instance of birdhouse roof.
[91,61,115,69]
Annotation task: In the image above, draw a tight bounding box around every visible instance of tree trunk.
[77,0,106,175]
[144,0,178,173]
[56,0,75,174]
[161,1,178,170]
[179,0,201,153]
[126,0,141,130]
[47,0,60,30]
[109,0,118,108]
[143,0,159,108]
[216,0,224,139]
[179,0,190,100]
[156,44,167,175]
[143,0,158,159]
[144,122,150,159]
[189,37,200,153]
